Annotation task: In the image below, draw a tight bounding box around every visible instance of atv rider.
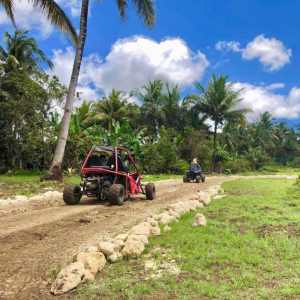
[189,158,200,171]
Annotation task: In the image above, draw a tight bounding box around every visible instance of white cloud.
[47,47,100,102]
[0,0,54,39]
[215,41,242,52]
[242,35,291,71]
[0,10,10,25]
[216,35,292,71]
[265,83,285,90]
[48,36,210,100]
[0,0,80,39]
[233,82,300,120]
[48,47,75,86]
[56,0,81,17]
[88,36,210,92]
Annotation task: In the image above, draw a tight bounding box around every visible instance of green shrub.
[224,159,252,173]
[170,159,189,174]
[258,165,279,173]
[292,157,300,167]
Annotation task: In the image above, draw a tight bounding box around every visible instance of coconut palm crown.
[194,73,252,171]
[0,29,53,74]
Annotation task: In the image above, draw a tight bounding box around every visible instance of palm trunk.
[210,121,218,172]
[41,0,89,181]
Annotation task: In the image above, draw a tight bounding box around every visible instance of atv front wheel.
[201,176,206,182]
[63,184,82,205]
[183,175,188,183]
[108,184,125,206]
[196,175,200,183]
[146,182,156,200]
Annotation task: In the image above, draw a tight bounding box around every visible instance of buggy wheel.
[63,184,82,205]
[201,176,206,182]
[108,184,125,206]
[183,175,188,183]
[146,182,156,200]
[196,176,200,183]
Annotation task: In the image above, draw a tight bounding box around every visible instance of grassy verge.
[71,178,300,300]
[0,174,183,198]
[0,174,77,198]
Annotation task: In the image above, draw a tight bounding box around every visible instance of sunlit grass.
[72,178,300,299]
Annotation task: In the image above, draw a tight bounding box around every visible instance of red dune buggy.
[63,146,155,206]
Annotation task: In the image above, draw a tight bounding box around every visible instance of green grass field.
[72,178,300,300]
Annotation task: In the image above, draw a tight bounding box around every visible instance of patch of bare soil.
[257,222,300,238]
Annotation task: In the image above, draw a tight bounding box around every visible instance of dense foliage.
[1,29,300,175]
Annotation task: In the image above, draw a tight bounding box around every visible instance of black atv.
[183,169,205,183]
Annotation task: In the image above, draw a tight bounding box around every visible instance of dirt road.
[0,175,295,299]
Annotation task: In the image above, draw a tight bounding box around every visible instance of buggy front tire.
[63,184,82,205]
[146,182,156,200]
[196,176,200,183]
[108,184,125,206]
[183,175,188,183]
[201,176,205,182]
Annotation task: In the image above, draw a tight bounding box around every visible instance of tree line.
[1,29,300,175]
[1,26,300,176]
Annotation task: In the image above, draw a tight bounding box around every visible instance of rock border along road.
[0,175,296,299]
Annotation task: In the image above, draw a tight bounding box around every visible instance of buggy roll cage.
[80,146,142,191]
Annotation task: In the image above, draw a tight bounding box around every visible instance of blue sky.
[0,0,299,123]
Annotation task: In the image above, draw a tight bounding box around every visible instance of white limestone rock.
[87,246,98,253]
[190,200,204,209]
[168,209,180,219]
[111,238,125,248]
[163,226,172,232]
[149,226,161,236]
[108,252,123,263]
[98,241,119,256]
[114,233,129,241]
[51,262,85,295]
[15,195,28,201]
[160,212,176,225]
[127,234,149,245]
[122,240,145,259]
[192,214,207,227]
[77,252,99,277]
[197,192,211,206]
[82,269,95,283]
[146,217,159,227]
[129,224,150,236]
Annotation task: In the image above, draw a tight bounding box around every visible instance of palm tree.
[252,112,276,151]
[42,0,155,180]
[219,123,240,153]
[0,0,78,44]
[83,88,139,130]
[0,29,53,74]
[75,100,93,128]
[134,79,164,135]
[161,83,195,131]
[194,74,252,171]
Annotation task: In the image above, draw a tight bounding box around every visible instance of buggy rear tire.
[201,176,205,182]
[63,184,82,205]
[183,175,188,183]
[196,176,200,183]
[108,184,125,206]
[146,182,155,200]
